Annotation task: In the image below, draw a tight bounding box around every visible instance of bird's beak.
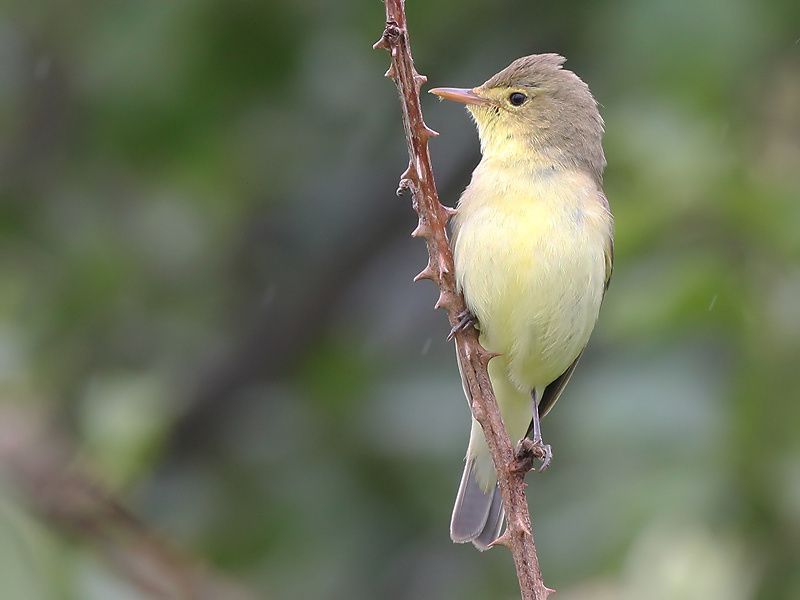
[429,87,488,106]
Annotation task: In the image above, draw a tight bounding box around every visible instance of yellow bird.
[430,54,613,550]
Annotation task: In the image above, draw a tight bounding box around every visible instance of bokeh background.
[1,0,799,598]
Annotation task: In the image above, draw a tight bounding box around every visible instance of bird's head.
[430,54,605,179]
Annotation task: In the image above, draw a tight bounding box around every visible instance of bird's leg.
[447,308,478,341]
[513,391,553,473]
[528,394,553,471]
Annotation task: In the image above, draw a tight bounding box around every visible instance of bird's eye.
[509,92,527,106]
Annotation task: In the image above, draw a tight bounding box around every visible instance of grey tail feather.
[472,486,505,550]
[450,459,506,551]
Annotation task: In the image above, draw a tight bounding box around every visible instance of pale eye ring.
[509,92,527,106]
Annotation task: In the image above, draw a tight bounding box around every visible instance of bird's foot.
[513,437,553,474]
[447,309,478,341]
[512,389,553,473]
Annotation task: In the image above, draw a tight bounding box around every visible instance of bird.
[429,54,614,550]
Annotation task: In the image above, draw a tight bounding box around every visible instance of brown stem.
[373,2,553,599]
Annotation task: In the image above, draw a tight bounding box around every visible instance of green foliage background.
[1,0,799,598]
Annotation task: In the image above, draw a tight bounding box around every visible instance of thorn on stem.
[488,531,512,549]
[479,349,502,366]
[512,518,532,537]
[441,205,457,220]
[411,220,430,239]
[400,163,416,182]
[413,265,436,283]
[434,291,453,311]
[422,125,439,139]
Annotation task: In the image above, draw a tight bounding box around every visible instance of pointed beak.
[429,87,488,106]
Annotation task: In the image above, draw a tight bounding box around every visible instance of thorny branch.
[373,2,553,599]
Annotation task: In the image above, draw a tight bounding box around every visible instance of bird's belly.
[453,193,606,390]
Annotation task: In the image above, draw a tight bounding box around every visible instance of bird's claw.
[447,309,477,341]
[513,437,553,474]
[533,440,553,472]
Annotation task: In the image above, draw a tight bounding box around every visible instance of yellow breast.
[452,161,611,390]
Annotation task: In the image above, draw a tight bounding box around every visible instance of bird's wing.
[532,351,583,422]
[603,230,614,294]
[599,190,614,295]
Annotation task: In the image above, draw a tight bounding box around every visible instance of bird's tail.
[450,352,534,550]
[450,452,505,550]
